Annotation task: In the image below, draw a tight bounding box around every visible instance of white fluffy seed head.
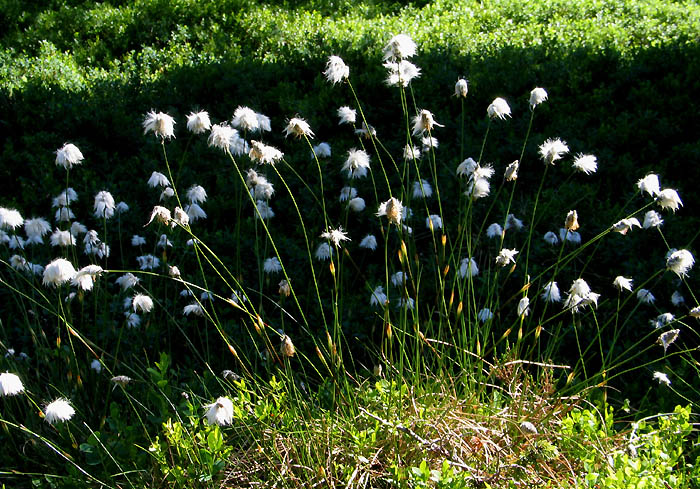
[44,398,75,424]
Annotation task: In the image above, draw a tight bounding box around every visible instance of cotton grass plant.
[1,33,699,488]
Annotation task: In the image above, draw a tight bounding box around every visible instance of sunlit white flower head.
[263,257,282,274]
[542,281,561,302]
[370,285,387,307]
[517,297,530,317]
[248,140,283,165]
[384,60,421,87]
[656,189,682,212]
[43,258,77,287]
[132,294,154,313]
[337,106,356,125]
[637,174,660,197]
[466,178,490,200]
[671,291,684,306]
[148,171,170,188]
[487,97,511,120]
[173,207,190,228]
[689,306,700,318]
[653,371,671,386]
[284,117,314,139]
[529,87,548,108]
[321,227,350,247]
[564,291,600,313]
[412,109,443,136]
[560,207,579,230]
[377,197,403,226]
[487,223,503,239]
[0,372,24,396]
[0,208,23,230]
[111,375,132,388]
[613,276,633,292]
[232,106,259,132]
[186,110,211,134]
[94,191,115,219]
[454,78,468,98]
[637,288,655,305]
[384,34,417,61]
[205,397,233,426]
[611,217,641,235]
[208,124,236,151]
[643,210,663,229]
[539,138,569,165]
[343,149,370,179]
[55,143,84,169]
[505,214,524,231]
[115,273,139,291]
[166,265,180,279]
[412,179,432,199]
[315,243,332,260]
[143,111,175,139]
[572,154,597,175]
[459,258,478,279]
[72,265,103,291]
[44,398,75,424]
[504,160,519,181]
[495,248,518,267]
[359,234,377,250]
[136,254,160,270]
[348,197,366,212]
[146,206,171,226]
[666,249,694,277]
[569,278,591,298]
[324,55,349,84]
[478,308,494,323]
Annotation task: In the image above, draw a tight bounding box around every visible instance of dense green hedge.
[1,0,698,211]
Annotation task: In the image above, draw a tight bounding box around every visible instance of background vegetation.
[1,0,699,487]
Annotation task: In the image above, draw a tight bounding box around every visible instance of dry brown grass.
[219,359,627,488]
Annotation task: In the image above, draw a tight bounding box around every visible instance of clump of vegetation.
[1,4,699,487]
